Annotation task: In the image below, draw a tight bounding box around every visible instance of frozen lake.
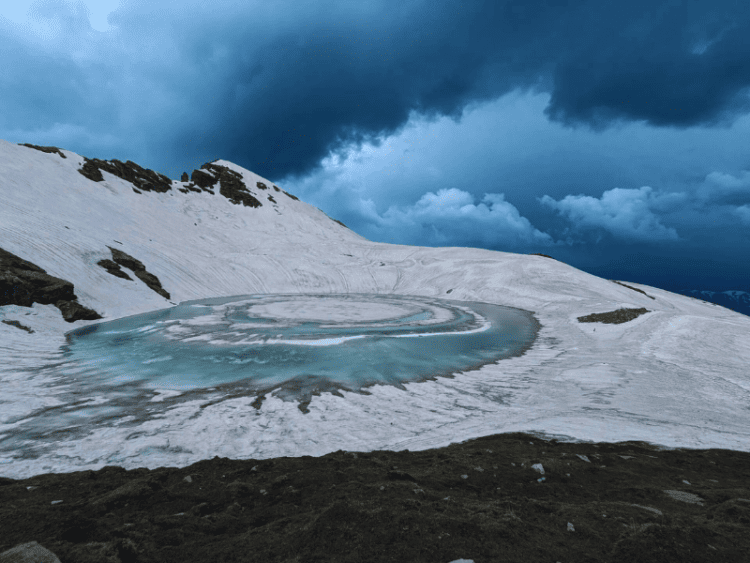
[1,294,538,469]
[63,293,538,402]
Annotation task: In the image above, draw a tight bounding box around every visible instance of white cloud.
[735,204,750,225]
[367,188,557,248]
[697,170,750,202]
[538,186,682,242]
[1,0,120,33]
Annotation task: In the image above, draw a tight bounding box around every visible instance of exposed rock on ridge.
[18,142,347,232]
[0,247,102,323]
[19,143,67,159]
[77,157,173,194]
[611,280,656,300]
[183,162,263,208]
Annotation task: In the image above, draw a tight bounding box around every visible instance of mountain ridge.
[2,136,750,474]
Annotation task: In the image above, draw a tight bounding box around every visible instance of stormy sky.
[2,0,749,293]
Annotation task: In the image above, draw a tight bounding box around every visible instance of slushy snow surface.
[1,138,750,481]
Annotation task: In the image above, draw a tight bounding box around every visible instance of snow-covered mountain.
[2,139,750,479]
[668,288,750,318]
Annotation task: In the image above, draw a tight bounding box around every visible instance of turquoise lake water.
[62,293,540,403]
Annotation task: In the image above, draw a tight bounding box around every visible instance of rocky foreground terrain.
[2,429,749,563]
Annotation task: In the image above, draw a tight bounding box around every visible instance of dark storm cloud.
[3,0,748,183]
[544,0,750,131]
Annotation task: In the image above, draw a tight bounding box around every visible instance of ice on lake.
[64,293,537,396]
[0,294,538,468]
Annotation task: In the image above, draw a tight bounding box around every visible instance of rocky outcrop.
[0,247,102,323]
[611,280,656,300]
[18,143,67,159]
[23,144,299,212]
[96,259,133,281]
[104,247,170,300]
[1,320,34,333]
[577,307,650,324]
[528,253,557,260]
[1,432,749,563]
[189,169,217,191]
[66,150,294,211]
[182,163,263,209]
[207,163,262,208]
[77,158,173,194]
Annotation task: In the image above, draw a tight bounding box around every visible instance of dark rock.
[190,169,216,190]
[191,163,262,209]
[283,190,299,201]
[55,300,103,322]
[267,195,276,203]
[0,247,102,323]
[186,183,205,193]
[273,185,280,192]
[77,159,104,182]
[107,247,146,273]
[96,259,133,281]
[132,270,170,300]
[181,172,189,182]
[19,143,67,159]
[528,253,556,260]
[106,247,170,300]
[387,470,417,482]
[256,182,268,190]
[321,211,349,229]
[1,319,34,333]
[577,307,650,324]
[611,280,656,300]
[77,157,173,193]
[1,431,749,563]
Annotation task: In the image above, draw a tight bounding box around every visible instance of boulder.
[0,541,61,563]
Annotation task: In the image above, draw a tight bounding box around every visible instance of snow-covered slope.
[670,288,750,318]
[2,139,750,479]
